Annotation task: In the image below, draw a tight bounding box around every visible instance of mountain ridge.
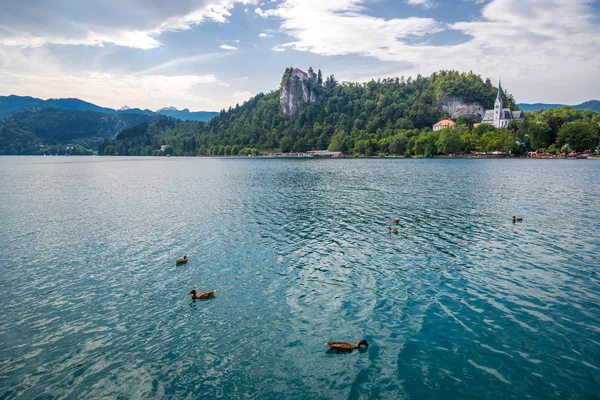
[0,95,218,121]
[518,100,600,112]
[0,108,166,155]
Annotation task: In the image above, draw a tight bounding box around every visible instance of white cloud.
[257,0,600,103]
[272,45,286,52]
[220,44,238,50]
[0,45,228,110]
[0,0,261,50]
[404,0,437,9]
[0,70,225,110]
[136,52,234,75]
[233,91,253,104]
[256,0,442,60]
[259,33,269,38]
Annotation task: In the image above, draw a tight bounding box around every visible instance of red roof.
[433,119,456,127]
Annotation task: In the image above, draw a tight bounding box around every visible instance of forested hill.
[518,100,600,113]
[0,108,165,155]
[100,70,519,156]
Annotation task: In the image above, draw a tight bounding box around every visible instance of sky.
[0,0,599,111]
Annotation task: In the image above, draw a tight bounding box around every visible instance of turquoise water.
[0,157,599,399]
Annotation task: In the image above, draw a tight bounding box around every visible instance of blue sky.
[0,0,599,111]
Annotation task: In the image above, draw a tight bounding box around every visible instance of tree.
[436,128,461,154]
[524,121,554,149]
[328,130,349,152]
[556,121,600,152]
[317,69,323,86]
[389,133,408,155]
[280,136,294,153]
[292,138,308,152]
[456,115,474,129]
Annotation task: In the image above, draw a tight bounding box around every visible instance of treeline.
[0,108,164,155]
[100,70,522,156]
[351,108,599,157]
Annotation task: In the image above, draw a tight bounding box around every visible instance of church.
[482,79,524,128]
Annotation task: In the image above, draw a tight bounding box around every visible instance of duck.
[188,289,216,300]
[325,340,369,353]
[388,227,398,234]
[512,216,523,222]
[176,255,188,265]
[392,218,400,224]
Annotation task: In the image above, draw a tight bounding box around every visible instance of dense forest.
[0,108,164,155]
[2,70,598,157]
[99,70,599,157]
[99,70,517,156]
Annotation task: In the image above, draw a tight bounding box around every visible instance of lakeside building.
[432,119,456,131]
[482,79,524,127]
[312,150,344,158]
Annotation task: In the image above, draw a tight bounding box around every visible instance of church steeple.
[493,78,503,128]
[497,78,503,101]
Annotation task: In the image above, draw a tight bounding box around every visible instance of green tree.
[328,130,349,152]
[556,121,600,152]
[280,136,294,152]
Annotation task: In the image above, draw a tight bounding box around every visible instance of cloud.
[136,52,234,75]
[259,33,269,38]
[220,44,238,50]
[272,45,286,52]
[404,0,437,8]
[0,70,225,110]
[0,45,229,110]
[0,0,260,49]
[233,91,253,104]
[256,0,442,60]
[257,0,600,103]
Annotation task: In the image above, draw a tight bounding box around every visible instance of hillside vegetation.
[100,70,523,156]
[0,108,165,155]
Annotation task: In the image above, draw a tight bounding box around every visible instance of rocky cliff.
[280,67,318,116]
[437,95,485,121]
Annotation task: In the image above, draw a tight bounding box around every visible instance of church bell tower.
[493,78,503,128]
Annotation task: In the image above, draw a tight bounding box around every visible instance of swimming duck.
[388,227,398,234]
[326,340,369,353]
[512,216,523,222]
[176,255,188,265]
[188,289,216,300]
[392,218,400,224]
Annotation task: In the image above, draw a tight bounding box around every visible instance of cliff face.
[280,67,318,116]
[437,95,485,121]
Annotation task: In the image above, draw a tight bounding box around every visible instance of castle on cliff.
[291,66,318,85]
[280,66,319,116]
[482,79,524,128]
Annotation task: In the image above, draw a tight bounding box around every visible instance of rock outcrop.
[280,67,318,116]
[437,95,485,121]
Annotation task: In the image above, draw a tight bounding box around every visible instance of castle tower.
[308,66,314,81]
[493,78,503,128]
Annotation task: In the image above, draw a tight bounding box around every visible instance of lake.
[0,157,599,399]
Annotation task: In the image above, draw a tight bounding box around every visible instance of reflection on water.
[0,157,599,399]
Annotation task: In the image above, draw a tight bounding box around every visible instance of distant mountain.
[0,95,119,118]
[0,95,217,121]
[0,108,165,155]
[155,107,218,122]
[518,100,600,113]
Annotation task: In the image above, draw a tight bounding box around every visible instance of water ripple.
[0,157,599,399]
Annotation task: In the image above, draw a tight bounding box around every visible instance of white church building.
[482,79,524,128]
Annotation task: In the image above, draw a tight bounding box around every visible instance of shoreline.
[1,154,597,160]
